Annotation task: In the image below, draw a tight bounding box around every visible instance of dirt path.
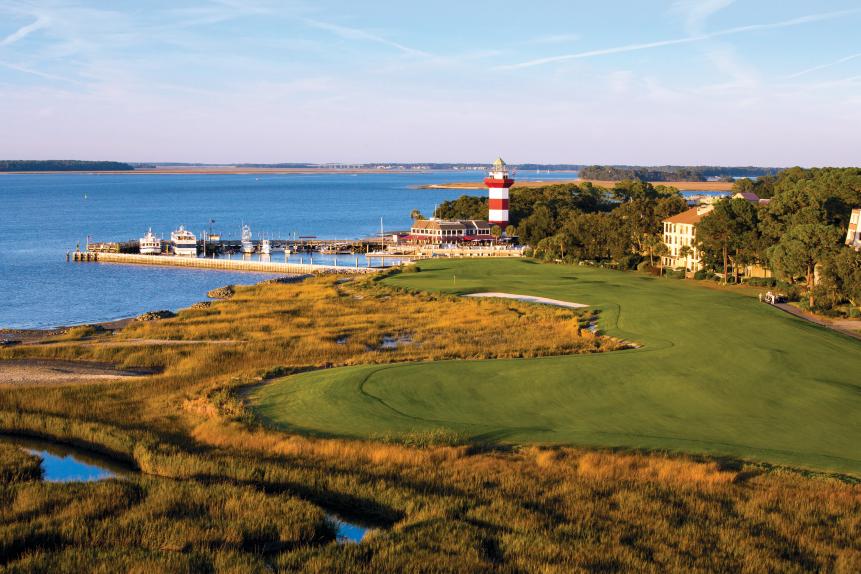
[773,304,861,342]
[0,359,152,386]
[464,292,588,309]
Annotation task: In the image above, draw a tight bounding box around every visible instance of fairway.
[251,259,861,475]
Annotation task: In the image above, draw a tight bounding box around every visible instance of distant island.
[578,165,781,182]
[0,160,135,172]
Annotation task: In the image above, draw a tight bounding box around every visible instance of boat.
[261,238,271,255]
[240,225,254,254]
[171,225,197,257]
[139,228,162,255]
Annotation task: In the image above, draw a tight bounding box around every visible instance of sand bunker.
[0,360,149,386]
[464,293,588,309]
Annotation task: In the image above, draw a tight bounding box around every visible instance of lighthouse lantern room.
[484,157,514,231]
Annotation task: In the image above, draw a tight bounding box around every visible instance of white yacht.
[261,238,271,255]
[240,224,254,254]
[139,228,162,255]
[171,225,197,257]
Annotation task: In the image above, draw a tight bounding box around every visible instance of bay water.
[0,171,511,328]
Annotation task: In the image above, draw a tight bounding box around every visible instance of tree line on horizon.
[431,167,861,315]
[578,165,780,182]
[0,160,134,172]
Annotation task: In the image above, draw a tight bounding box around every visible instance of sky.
[0,0,859,166]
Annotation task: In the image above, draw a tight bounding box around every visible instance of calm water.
[329,515,374,543]
[1,436,129,481]
[1,170,565,329]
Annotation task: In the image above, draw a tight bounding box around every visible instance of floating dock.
[71,252,381,274]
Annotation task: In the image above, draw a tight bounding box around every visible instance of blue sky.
[1,0,859,165]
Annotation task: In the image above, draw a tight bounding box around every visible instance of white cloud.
[0,15,49,46]
[784,52,861,79]
[303,18,431,58]
[499,7,861,70]
[607,70,634,95]
[672,0,736,35]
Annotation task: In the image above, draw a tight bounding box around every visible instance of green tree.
[768,223,842,307]
[518,204,556,246]
[818,248,861,309]
[697,199,760,283]
[410,209,426,221]
[504,224,516,237]
[697,206,734,282]
[435,196,487,220]
[491,225,502,240]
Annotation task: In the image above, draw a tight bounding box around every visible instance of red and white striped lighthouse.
[484,157,514,230]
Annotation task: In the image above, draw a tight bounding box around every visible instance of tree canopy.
[0,160,134,171]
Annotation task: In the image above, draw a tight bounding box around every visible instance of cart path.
[773,303,861,341]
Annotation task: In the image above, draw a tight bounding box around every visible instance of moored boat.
[261,238,271,255]
[240,225,254,254]
[139,228,162,255]
[171,225,197,257]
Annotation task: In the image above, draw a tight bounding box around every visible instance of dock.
[71,252,382,274]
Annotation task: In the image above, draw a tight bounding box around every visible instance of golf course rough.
[251,259,861,475]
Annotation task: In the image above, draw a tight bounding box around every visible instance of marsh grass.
[0,274,859,571]
[0,443,42,483]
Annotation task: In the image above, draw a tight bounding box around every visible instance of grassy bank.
[253,259,861,475]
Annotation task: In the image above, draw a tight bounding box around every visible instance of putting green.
[251,259,861,474]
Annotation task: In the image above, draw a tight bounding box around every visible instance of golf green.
[251,259,861,475]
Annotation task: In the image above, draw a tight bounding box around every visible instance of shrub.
[636,261,654,273]
[693,270,711,280]
[618,255,641,270]
[746,277,777,287]
[849,307,861,318]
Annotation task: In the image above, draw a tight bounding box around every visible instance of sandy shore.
[0,318,134,345]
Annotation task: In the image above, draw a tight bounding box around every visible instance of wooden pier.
[71,252,382,275]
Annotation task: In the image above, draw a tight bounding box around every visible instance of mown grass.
[0,267,859,571]
[255,259,861,475]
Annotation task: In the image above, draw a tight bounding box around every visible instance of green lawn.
[250,259,861,475]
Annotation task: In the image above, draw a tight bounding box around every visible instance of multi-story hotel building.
[661,205,714,271]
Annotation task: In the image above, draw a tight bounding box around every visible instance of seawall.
[71,252,380,275]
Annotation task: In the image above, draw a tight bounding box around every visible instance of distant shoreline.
[0,167,434,176]
[419,179,736,192]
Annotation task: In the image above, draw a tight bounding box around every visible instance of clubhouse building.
[406,219,495,246]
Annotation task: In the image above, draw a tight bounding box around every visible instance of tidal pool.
[328,514,373,543]
[1,436,130,482]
